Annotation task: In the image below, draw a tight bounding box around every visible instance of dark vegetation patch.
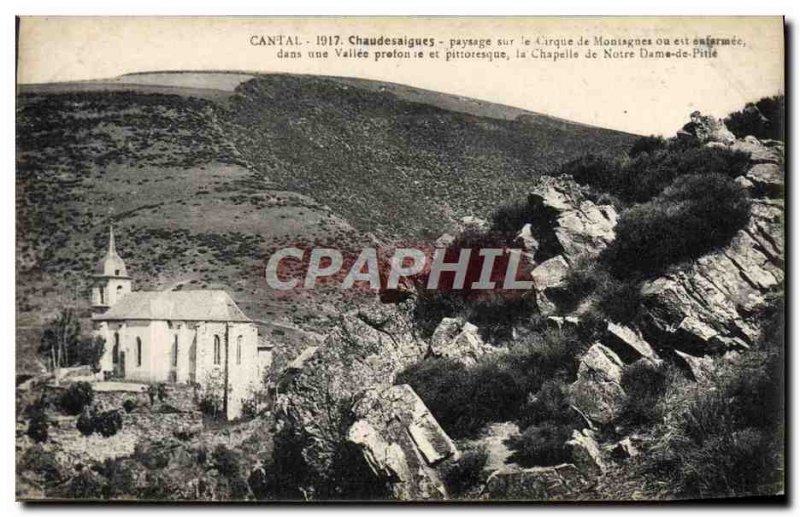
[221,75,635,240]
[639,297,784,498]
[396,328,585,439]
[724,95,784,141]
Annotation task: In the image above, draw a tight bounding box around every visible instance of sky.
[17,16,784,136]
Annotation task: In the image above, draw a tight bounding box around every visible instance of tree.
[39,309,106,370]
[40,308,80,370]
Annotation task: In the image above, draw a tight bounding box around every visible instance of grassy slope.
[16,72,635,372]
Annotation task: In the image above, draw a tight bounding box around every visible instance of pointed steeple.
[94,225,128,277]
[107,226,117,257]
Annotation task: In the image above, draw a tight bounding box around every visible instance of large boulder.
[674,350,715,383]
[569,344,627,425]
[603,322,659,364]
[528,176,618,265]
[731,135,784,164]
[273,301,429,499]
[678,110,736,145]
[566,429,606,476]
[746,163,783,197]
[347,384,457,500]
[429,318,493,367]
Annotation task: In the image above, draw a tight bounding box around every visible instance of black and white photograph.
[13,15,786,502]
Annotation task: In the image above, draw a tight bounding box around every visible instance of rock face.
[566,429,606,476]
[603,322,659,364]
[528,176,618,265]
[678,110,736,145]
[429,318,493,367]
[640,197,783,355]
[569,344,627,425]
[485,464,584,500]
[347,384,457,500]
[674,350,715,383]
[274,301,429,499]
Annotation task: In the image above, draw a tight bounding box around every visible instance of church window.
[136,337,142,367]
[172,335,179,368]
[113,332,120,363]
[236,335,243,365]
[115,269,120,276]
[213,335,221,365]
[99,288,104,305]
[116,285,123,298]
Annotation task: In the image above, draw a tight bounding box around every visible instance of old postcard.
[15,16,785,502]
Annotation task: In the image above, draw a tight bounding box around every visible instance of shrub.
[560,153,623,196]
[620,360,671,426]
[122,399,137,413]
[77,407,95,436]
[199,393,223,418]
[442,446,489,497]
[619,146,750,203]
[66,468,107,500]
[629,135,668,157]
[641,302,784,498]
[397,329,585,439]
[60,381,94,415]
[92,410,123,437]
[212,444,242,478]
[725,95,784,141]
[603,173,751,277]
[27,405,50,443]
[395,357,526,438]
[20,445,65,485]
[518,378,583,430]
[563,146,750,204]
[506,421,573,467]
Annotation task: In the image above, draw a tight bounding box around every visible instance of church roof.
[95,226,128,278]
[93,290,252,322]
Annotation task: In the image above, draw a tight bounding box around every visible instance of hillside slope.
[16,72,636,371]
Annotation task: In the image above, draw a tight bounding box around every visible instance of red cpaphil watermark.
[265,239,535,299]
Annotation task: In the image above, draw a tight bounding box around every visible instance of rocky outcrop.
[674,350,714,383]
[429,318,493,367]
[603,322,659,364]
[273,301,429,499]
[347,384,456,500]
[528,176,618,265]
[485,463,584,500]
[678,110,736,145]
[566,429,606,476]
[569,344,627,425]
[640,197,783,356]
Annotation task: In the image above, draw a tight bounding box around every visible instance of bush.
[397,329,586,439]
[603,173,751,277]
[20,445,65,485]
[563,146,750,204]
[629,135,668,157]
[518,378,583,430]
[212,444,242,478]
[27,405,50,443]
[67,468,107,500]
[92,410,123,437]
[442,446,489,497]
[122,399,137,413]
[395,357,525,438]
[641,301,784,497]
[505,421,573,467]
[725,95,784,141]
[77,407,95,436]
[620,360,671,426]
[60,381,94,415]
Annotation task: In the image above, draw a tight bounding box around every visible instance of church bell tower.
[91,226,132,315]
